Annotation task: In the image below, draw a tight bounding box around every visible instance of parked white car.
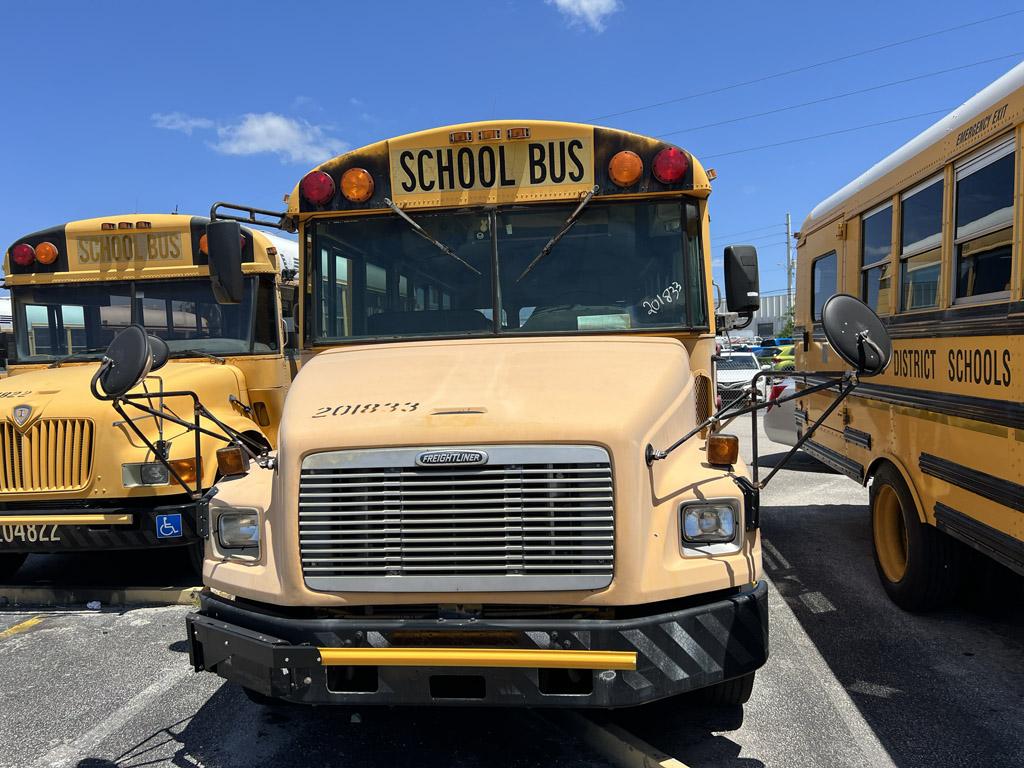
[716,351,764,408]
[763,377,798,446]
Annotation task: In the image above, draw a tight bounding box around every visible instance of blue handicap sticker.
[156,513,183,539]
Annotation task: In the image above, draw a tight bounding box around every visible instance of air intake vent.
[694,373,713,423]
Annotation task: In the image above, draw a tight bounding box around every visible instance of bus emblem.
[415,450,488,467]
[12,405,32,428]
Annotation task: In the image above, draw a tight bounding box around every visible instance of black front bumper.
[0,500,202,552]
[186,582,769,708]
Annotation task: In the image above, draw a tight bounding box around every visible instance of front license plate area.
[0,524,61,547]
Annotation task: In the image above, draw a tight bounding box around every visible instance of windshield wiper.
[384,198,481,276]
[516,185,599,283]
[48,348,108,368]
[171,349,226,364]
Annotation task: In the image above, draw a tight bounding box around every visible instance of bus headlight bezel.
[217,509,261,551]
[680,500,739,545]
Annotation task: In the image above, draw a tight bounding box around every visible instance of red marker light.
[11,243,35,266]
[300,170,335,206]
[652,147,689,183]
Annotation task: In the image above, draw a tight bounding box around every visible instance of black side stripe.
[806,376,1024,431]
[843,427,872,450]
[803,439,865,483]
[920,453,1024,513]
[934,503,1024,577]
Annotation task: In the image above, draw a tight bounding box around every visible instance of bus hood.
[0,361,247,427]
[280,336,698,453]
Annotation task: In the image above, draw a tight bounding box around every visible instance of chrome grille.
[298,445,614,592]
[0,418,94,493]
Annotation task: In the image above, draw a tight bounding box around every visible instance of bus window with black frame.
[860,203,893,314]
[953,139,1013,302]
[811,251,837,322]
[899,176,943,311]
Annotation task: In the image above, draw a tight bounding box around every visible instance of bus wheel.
[870,464,956,611]
[700,672,755,706]
[0,553,28,580]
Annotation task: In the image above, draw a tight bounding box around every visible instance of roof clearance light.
[478,129,501,141]
[300,170,336,206]
[11,243,35,266]
[101,222,116,231]
[609,150,643,187]
[35,242,59,265]
[136,221,152,229]
[652,147,689,183]
[507,127,531,139]
[118,222,133,229]
[341,167,374,203]
[449,131,473,143]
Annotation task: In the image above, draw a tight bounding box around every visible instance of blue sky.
[2,0,1023,295]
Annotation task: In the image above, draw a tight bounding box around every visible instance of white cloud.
[151,111,347,165]
[151,112,215,135]
[547,0,620,31]
[212,113,347,164]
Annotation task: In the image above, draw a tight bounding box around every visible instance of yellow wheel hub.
[873,484,909,583]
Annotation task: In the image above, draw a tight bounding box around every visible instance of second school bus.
[795,62,1024,609]
[185,120,770,708]
[0,214,296,577]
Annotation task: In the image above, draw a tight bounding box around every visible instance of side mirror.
[724,245,760,315]
[206,220,245,305]
[282,317,299,351]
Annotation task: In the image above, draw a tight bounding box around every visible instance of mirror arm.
[210,202,294,233]
[754,375,859,489]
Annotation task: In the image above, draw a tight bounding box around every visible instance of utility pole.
[785,212,793,317]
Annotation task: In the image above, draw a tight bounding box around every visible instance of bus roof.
[803,60,1024,231]
[4,213,289,284]
[287,119,711,215]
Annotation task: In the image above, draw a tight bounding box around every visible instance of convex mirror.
[820,294,892,376]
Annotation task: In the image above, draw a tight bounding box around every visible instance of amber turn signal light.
[216,445,251,477]
[609,150,643,187]
[168,457,199,485]
[35,242,59,265]
[341,167,374,203]
[707,434,739,466]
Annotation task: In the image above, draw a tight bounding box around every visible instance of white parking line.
[767,579,897,767]
[33,666,191,768]
[799,591,837,614]
[762,538,792,570]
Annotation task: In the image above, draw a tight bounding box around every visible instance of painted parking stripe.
[0,616,42,640]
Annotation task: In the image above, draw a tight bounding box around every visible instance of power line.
[711,223,787,239]
[701,108,951,160]
[711,232,790,244]
[659,51,1024,138]
[589,8,1024,121]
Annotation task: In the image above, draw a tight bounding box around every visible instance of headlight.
[218,510,260,549]
[681,502,737,544]
[122,458,198,487]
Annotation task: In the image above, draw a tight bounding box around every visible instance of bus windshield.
[312,199,706,342]
[11,276,279,363]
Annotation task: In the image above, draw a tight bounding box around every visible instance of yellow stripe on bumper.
[0,514,133,526]
[316,647,637,670]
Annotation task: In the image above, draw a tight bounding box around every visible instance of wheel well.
[865,456,927,524]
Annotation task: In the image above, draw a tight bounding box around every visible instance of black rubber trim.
[803,438,864,482]
[843,427,872,450]
[919,454,1024,513]
[882,300,1024,339]
[187,583,769,708]
[934,502,1024,576]
[805,376,1024,431]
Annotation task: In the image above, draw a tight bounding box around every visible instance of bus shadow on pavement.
[755,449,838,474]
[760,502,1024,768]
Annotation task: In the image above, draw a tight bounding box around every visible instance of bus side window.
[953,138,1014,302]
[811,251,837,323]
[860,203,893,314]
[898,176,943,311]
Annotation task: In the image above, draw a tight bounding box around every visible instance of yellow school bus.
[186,120,770,709]
[795,63,1024,610]
[0,214,297,577]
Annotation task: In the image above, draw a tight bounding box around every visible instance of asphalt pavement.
[1,415,1021,768]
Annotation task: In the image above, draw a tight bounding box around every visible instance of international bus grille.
[297,446,615,592]
[0,419,94,493]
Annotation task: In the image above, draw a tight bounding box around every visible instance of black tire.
[870,463,958,612]
[700,672,755,706]
[0,553,28,580]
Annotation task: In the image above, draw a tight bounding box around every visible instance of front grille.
[0,418,95,492]
[298,445,614,592]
